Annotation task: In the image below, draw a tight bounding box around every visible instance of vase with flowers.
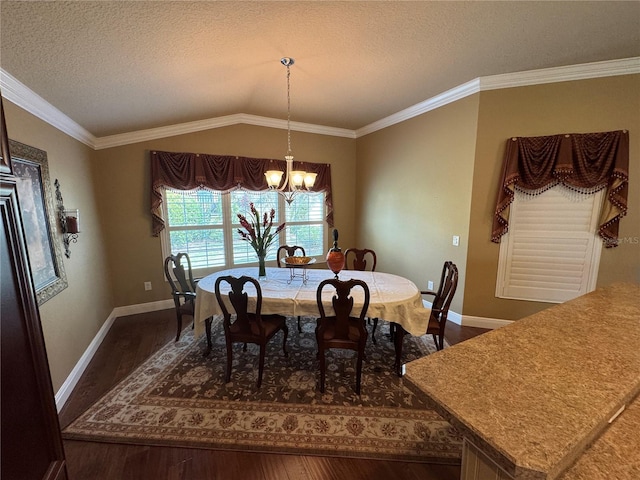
[237,203,286,280]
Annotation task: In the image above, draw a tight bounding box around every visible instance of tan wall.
[355,74,639,322]
[355,95,480,314]
[4,101,113,391]
[5,73,637,392]
[466,74,640,320]
[93,124,356,307]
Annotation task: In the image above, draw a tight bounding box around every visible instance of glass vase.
[257,252,267,280]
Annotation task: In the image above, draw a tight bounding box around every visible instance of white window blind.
[160,188,326,277]
[496,185,605,303]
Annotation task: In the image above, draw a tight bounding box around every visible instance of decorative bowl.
[285,256,312,265]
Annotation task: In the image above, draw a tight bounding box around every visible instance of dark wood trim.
[1,95,68,480]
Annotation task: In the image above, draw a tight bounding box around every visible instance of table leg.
[392,322,407,377]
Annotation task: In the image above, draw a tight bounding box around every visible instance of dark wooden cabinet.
[1,97,68,479]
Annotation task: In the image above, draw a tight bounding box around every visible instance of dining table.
[194,266,432,349]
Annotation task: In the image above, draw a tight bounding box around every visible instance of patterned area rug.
[63,317,462,463]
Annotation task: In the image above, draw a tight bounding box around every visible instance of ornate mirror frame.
[9,139,68,304]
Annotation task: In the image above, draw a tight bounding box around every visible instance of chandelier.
[264,57,317,204]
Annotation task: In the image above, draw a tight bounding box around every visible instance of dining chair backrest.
[316,278,371,338]
[277,245,306,267]
[344,248,377,272]
[215,275,265,335]
[164,252,196,296]
[429,261,459,325]
[421,261,458,352]
[163,252,197,341]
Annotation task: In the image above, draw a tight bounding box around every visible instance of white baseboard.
[54,310,118,411]
[421,299,512,329]
[447,310,463,325]
[462,315,514,329]
[54,298,174,412]
[111,299,174,318]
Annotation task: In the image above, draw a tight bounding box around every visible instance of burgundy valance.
[492,130,629,247]
[151,150,334,236]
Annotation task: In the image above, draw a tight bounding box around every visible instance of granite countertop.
[557,393,640,480]
[404,283,640,480]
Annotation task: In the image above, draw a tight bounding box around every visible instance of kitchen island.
[405,283,640,480]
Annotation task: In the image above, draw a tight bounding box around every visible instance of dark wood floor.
[58,309,489,480]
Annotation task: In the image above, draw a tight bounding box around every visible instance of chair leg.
[371,317,379,344]
[204,317,213,356]
[225,340,233,383]
[315,320,322,359]
[432,334,440,350]
[175,313,183,342]
[393,323,407,377]
[257,343,266,388]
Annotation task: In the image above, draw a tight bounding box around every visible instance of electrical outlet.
[144,281,152,291]
[428,280,434,290]
[452,235,460,246]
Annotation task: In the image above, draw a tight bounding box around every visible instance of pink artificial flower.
[237,204,286,257]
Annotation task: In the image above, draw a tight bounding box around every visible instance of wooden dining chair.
[316,278,370,395]
[164,252,197,341]
[392,261,458,376]
[215,275,289,388]
[344,248,377,272]
[277,244,306,332]
[344,248,379,343]
[276,245,306,268]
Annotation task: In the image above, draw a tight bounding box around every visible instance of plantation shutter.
[496,186,604,303]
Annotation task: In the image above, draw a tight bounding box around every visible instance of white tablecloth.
[194,267,430,338]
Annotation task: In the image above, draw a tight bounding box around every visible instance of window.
[161,188,326,276]
[496,185,605,303]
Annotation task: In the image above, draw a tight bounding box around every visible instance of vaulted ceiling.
[1,1,639,139]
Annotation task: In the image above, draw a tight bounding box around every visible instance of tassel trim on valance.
[492,130,629,247]
[150,150,334,236]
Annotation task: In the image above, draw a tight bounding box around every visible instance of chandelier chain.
[286,63,292,156]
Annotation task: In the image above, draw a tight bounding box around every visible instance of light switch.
[452,235,460,246]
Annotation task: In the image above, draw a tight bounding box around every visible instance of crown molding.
[94,114,245,150]
[479,56,640,91]
[239,114,355,139]
[94,113,355,150]
[3,57,638,149]
[355,78,481,138]
[0,69,96,148]
[356,56,640,138]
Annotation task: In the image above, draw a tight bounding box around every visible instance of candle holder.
[54,179,80,258]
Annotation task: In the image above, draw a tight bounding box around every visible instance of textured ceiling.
[1,1,639,137]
